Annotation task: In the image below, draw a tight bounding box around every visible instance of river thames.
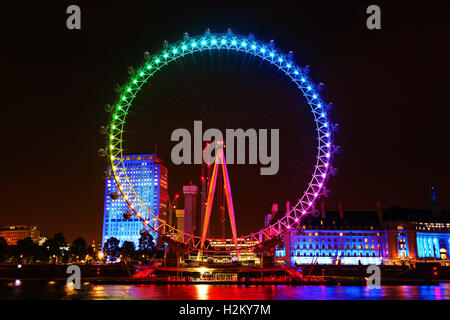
[1,281,450,300]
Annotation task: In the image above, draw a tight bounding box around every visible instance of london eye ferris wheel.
[99,28,339,254]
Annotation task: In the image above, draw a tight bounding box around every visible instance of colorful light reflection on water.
[1,281,450,300]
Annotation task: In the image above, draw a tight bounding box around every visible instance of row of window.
[290,244,379,250]
[291,237,378,243]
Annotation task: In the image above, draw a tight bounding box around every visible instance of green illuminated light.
[133,80,137,84]
[155,59,160,63]
[147,65,152,69]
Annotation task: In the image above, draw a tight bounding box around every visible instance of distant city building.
[102,154,168,249]
[39,236,48,246]
[175,209,185,234]
[183,185,198,237]
[383,185,450,261]
[384,206,450,260]
[0,225,40,245]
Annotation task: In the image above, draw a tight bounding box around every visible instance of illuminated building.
[271,203,388,265]
[211,239,260,265]
[183,185,198,237]
[102,154,168,249]
[0,225,40,245]
[273,187,450,265]
[383,185,450,261]
[175,209,185,234]
[384,206,450,261]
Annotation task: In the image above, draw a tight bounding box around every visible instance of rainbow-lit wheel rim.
[104,29,337,253]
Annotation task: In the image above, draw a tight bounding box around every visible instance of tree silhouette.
[69,237,88,262]
[43,238,58,262]
[120,241,136,263]
[43,233,68,263]
[0,237,8,262]
[17,237,39,263]
[86,245,95,263]
[138,234,155,252]
[103,237,120,262]
[138,233,156,262]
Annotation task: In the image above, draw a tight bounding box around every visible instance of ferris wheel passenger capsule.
[123,211,132,220]
[104,104,112,112]
[205,28,211,36]
[321,187,332,198]
[248,33,255,40]
[330,166,339,176]
[333,145,341,154]
[143,51,151,60]
[102,170,111,179]
[97,149,106,157]
[312,209,320,217]
[163,40,169,49]
[127,66,135,75]
[110,192,119,200]
[332,123,339,132]
[288,51,294,60]
[318,82,325,91]
[114,84,122,92]
[226,28,233,35]
[269,40,275,49]
[99,126,107,135]
[303,65,311,74]
[326,102,334,111]
[183,32,189,41]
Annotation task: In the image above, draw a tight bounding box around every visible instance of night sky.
[1,1,449,244]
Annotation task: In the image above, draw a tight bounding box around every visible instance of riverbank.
[0,263,446,286]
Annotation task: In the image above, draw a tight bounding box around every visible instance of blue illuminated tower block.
[101,154,169,249]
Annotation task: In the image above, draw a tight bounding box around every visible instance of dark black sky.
[0,1,449,244]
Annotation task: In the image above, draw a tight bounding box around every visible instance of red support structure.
[200,147,239,253]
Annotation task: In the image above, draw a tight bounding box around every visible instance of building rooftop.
[383,205,450,223]
[269,209,382,230]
